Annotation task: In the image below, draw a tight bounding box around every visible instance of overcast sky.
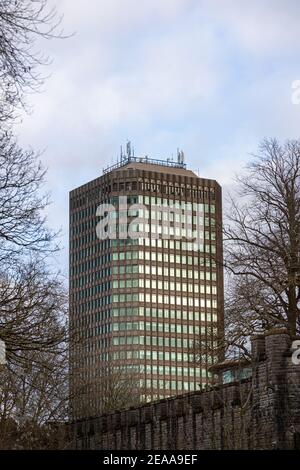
[15,0,300,276]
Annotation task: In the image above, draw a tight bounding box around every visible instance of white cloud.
[13,0,300,275]
[205,0,300,58]
[59,0,190,34]
[17,1,225,168]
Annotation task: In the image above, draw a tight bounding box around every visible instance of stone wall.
[72,330,300,450]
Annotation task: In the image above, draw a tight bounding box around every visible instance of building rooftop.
[103,155,185,172]
[103,155,198,178]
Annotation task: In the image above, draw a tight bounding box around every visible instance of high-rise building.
[69,150,224,420]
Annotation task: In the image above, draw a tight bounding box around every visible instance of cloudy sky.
[15,0,300,275]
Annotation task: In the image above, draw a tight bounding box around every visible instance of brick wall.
[72,330,300,450]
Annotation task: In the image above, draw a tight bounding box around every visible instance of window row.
[73,295,112,312]
[112,307,218,322]
[74,290,113,302]
[143,380,199,392]
[71,249,112,263]
[113,335,193,349]
[112,278,217,295]
[113,251,214,265]
[70,198,215,227]
[143,365,208,378]
[112,321,216,335]
[112,349,213,363]
[71,264,112,277]
[109,195,215,211]
[112,293,218,308]
[112,265,217,278]
[138,237,214,251]
[112,209,207,224]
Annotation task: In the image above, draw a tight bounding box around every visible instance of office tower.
[69,149,224,420]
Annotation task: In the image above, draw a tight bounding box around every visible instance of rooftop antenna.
[177,149,185,165]
[126,140,132,158]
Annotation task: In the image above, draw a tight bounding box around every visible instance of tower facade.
[69,155,224,420]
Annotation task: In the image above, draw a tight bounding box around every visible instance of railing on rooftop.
[103,155,186,174]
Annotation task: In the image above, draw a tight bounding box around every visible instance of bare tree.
[97,364,144,414]
[0,258,66,367]
[0,348,69,449]
[0,131,58,267]
[0,0,64,124]
[0,257,69,449]
[223,138,300,351]
[192,139,300,366]
[0,0,70,450]
[70,361,145,420]
[0,132,69,449]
